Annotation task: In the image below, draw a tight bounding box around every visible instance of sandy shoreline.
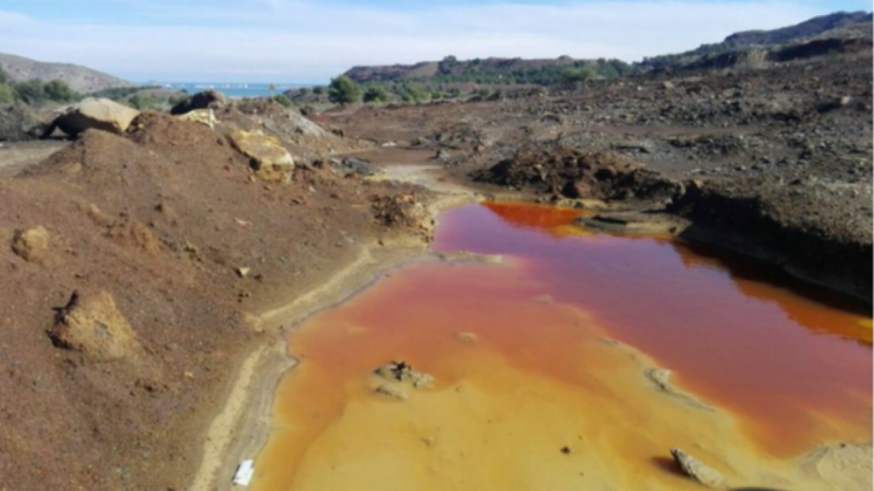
[189,172,478,491]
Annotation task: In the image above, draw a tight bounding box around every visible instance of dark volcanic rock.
[670,179,873,303]
[170,90,227,115]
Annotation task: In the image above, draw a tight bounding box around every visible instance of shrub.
[44,80,78,103]
[562,67,598,84]
[273,94,293,107]
[313,86,325,95]
[400,85,430,104]
[14,80,46,105]
[363,85,389,103]
[328,76,361,105]
[0,83,14,104]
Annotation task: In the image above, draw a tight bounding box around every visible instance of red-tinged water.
[253,202,872,491]
[432,203,872,451]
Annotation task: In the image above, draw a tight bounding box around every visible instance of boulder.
[11,226,50,262]
[670,448,728,489]
[170,90,227,116]
[227,130,294,171]
[0,102,46,141]
[49,290,143,362]
[48,98,140,137]
[177,108,218,129]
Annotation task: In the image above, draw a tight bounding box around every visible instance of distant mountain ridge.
[0,52,132,94]
[724,11,872,47]
[639,11,872,72]
[342,11,872,85]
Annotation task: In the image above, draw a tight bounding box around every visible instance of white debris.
[233,459,255,486]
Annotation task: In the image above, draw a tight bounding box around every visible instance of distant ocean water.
[145,82,316,98]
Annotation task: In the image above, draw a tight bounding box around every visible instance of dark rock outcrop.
[170,90,227,115]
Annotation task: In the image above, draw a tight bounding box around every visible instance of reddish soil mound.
[0,113,426,490]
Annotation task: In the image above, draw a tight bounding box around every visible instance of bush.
[14,80,46,105]
[0,66,9,84]
[273,94,293,107]
[0,83,14,104]
[44,80,78,103]
[328,76,361,105]
[400,85,430,104]
[562,67,598,84]
[363,85,389,103]
[313,86,325,95]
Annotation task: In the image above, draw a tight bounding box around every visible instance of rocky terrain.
[0,9,870,491]
[324,24,873,303]
[0,52,132,94]
[0,94,432,490]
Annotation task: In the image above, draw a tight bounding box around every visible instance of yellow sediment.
[252,259,868,490]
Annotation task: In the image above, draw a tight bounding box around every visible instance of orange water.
[253,202,872,490]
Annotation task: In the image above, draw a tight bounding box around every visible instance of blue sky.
[0,0,868,82]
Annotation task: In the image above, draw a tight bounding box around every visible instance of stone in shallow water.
[375,383,408,401]
[374,361,435,389]
[670,447,728,489]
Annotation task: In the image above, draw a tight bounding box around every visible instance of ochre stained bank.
[252,202,872,491]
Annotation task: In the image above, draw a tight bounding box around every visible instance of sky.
[0,0,869,83]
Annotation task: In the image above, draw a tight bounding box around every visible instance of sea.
[145,82,317,98]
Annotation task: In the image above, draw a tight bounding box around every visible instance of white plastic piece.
[233,459,255,486]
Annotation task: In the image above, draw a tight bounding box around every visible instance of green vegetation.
[362,85,389,103]
[0,66,81,106]
[44,80,78,102]
[561,67,598,83]
[91,86,148,100]
[406,57,632,86]
[399,84,430,104]
[328,76,361,104]
[0,83,14,104]
[12,79,80,105]
[273,94,294,107]
[641,43,733,70]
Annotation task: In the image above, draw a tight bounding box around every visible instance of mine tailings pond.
[252,202,872,491]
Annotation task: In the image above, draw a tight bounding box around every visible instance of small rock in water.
[670,448,728,489]
[375,383,408,401]
[374,361,435,389]
[456,332,478,344]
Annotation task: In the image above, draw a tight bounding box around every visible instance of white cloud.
[0,1,828,82]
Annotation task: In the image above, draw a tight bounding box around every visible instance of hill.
[340,12,872,86]
[724,11,872,47]
[0,52,132,94]
[640,11,872,71]
[343,56,632,85]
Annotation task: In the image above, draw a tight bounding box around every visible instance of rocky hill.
[0,52,132,94]
[640,11,872,71]
[724,11,872,47]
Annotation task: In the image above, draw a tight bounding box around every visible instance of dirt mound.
[475,146,683,203]
[0,108,426,491]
